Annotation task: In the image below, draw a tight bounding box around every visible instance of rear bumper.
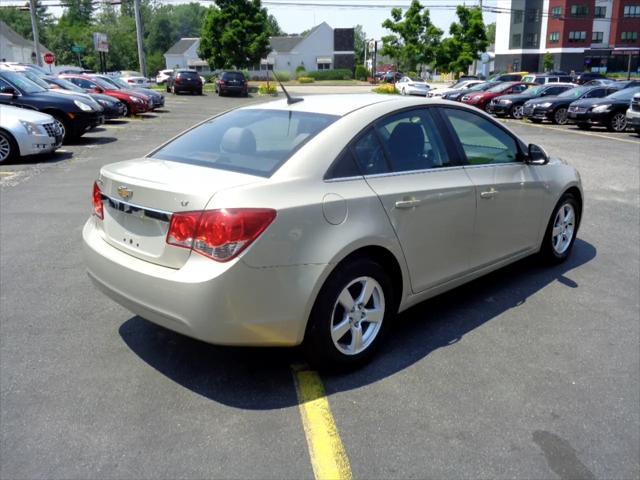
[83,217,324,346]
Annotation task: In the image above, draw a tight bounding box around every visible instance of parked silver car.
[0,104,63,162]
[83,95,583,367]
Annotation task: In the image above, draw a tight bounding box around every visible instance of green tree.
[354,24,366,66]
[198,0,270,69]
[172,3,208,38]
[543,52,554,71]
[0,2,54,47]
[486,22,496,45]
[381,0,443,72]
[435,6,487,76]
[266,14,284,36]
[64,0,95,24]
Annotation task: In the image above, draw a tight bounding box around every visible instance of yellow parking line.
[291,364,352,480]
[510,120,640,145]
[0,171,15,177]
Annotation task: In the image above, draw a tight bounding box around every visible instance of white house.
[0,21,52,65]
[163,38,210,73]
[163,22,354,78]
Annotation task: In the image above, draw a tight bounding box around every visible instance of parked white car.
[155,69,173,85]
[428,80,484,97]
[395,76,430,96]
[84,95,583,367]
[0,104,63,162]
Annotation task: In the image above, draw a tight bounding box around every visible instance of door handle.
[395,198,421,209]
[480,188,499,199]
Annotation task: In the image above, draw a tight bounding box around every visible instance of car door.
[350,107,476,293]
[439,107,547,270]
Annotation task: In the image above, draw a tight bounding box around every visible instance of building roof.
[269,23,327,53]
[0,21,50,53]
[165,38,199,56]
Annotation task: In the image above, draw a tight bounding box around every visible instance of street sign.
[43,52,55,65]
[93,33,109,53]
[71,45,85,54]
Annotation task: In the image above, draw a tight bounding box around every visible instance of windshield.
[527,86,545,95]
[20,71,51,89]
[1,71,46,93]
[558,87,587,98]
[49,77,84,92]
[468,82,493,92]
[91,77,116,90]
[98,76,126,89]
[410,77,423,82]
[488,82,514,93]
[607,86,640,100]
[152,109,339,177]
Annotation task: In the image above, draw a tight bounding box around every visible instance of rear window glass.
[222,72,245,81]
[151,109,339,177]
[178,71,199,78]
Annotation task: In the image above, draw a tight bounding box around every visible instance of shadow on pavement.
[67,135,117,146]
[119,238,596,410]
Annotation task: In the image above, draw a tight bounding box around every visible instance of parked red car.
[60,74,151,116]
[461,82,536,112]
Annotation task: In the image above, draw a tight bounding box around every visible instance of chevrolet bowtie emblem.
[117,186,133,200]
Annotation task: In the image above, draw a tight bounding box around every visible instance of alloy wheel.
[0,133,11,162]
[554,108,568,125]
[512,105,524,119]
[610,113,627,132]
[330,276,385,356]
[551,203,576,255]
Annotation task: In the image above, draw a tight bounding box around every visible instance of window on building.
[551,6,562,17]
[568,31,587,42]
[511,34,522,48]
[623,5,640,17]
[513,9,523,23]
[594,6,606,17]
[549,32,560,43]
[621,31,639,41]
[317,63,331,70]
[526,8,541,21]
[592,31,604,43]
[570,4,589,16]
[525,33,539,47]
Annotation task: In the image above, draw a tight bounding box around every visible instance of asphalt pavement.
[1,90,638,479]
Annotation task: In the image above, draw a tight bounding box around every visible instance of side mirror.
[527,143,549,165]
[0,86,17,97]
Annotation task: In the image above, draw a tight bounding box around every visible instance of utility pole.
[28,0,42,66]
[133,0,147,77]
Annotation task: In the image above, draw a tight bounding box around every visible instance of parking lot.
[1,91,639,479]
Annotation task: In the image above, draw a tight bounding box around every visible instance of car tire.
[635,128,640,135]
[49,113,73,143]
[552,107,568,125]
[401,87,406,95]
[197,89,203,95]
[607,112,627,132]
[0,129,18,163]
[121,103,129,117]
[304,257,395,368]
[509,104,524,119]
[576,123,591,130]
[166,85,170,93]
[540,192,580,264]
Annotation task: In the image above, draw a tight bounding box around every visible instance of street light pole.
[28,0,42,66]
[133,0,147,77]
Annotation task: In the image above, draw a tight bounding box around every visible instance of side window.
[352,129,389,175]
[512,84,528,93]
[442,108,520,165]
[0,78,12,91]
[374,109,450,173]
[546,86,565,95]
[585,88,604,98]
[326,149,361,179]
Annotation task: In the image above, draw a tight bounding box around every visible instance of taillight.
[218,80,225,85]
[167,209,276,262]
[92,181,103,219]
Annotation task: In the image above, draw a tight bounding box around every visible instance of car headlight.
[20,120,45,135]
[538,102,553,108]
[129,95,143,103]
[74,100,93,112]
[592,104,612,113]
[500,99,512,104]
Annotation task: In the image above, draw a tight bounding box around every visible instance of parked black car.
[43,76,126,119]
[574,72,607,85]
[0,70,104,142]
[93,75,165,109]
[522,85,619,125]
[215,71,248,97]
[489,83,575,119]
[568,86,640,132]
[441,81,500,101]
[166,70,203,95]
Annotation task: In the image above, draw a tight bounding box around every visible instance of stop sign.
[43,52,55,65]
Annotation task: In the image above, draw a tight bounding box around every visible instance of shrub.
[298,76,314,83]
[273,71,290,82]
[295,64,306,74]
[355,65,370,81]
[306,69,353,81]
[372,84,397,94]
[258,83,278,95]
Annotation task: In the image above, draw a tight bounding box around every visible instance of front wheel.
[540,193,580,264]
[553,107,568,125]
[0,130,18,163]
[304,258,394,368]
[510,104,524,119]
[607,112,627,132]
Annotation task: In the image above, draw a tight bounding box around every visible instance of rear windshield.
[558,87,588,98]
[178,71,199,78]
[151,109,339,177]
[222,72,245,81]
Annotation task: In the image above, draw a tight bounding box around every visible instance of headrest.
[220,127,256,155]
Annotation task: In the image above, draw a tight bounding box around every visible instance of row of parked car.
[424,73,640,133]
[0,62,167,163]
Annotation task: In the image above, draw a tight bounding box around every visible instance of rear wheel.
[541,193,580,263]
[607,112,627,132]
[576,123,591,130]
[553,107,568,125]
[166,85,170,93]
[121,103,129,117]
[510,104,524,119]
[401,87,406,95]
[0,130,18,163]
[304,258,394,368]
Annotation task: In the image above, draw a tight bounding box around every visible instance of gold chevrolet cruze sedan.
[83,94,583,367]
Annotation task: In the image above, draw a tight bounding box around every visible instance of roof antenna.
[270,69,303,105]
